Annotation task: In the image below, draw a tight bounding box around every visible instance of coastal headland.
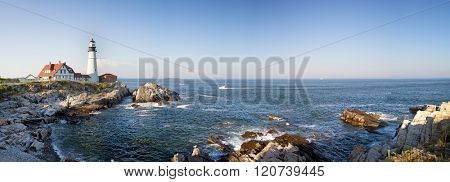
[0,80,448,162]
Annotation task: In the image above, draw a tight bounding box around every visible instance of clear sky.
[0,0,449,79]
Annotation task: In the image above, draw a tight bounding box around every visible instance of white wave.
[218,85,250,90]
[222,130,282,151]
[90,111,102,115]
[176,104,191,109]
[198,94,214,98]
[218,85,229,90]
[137,102,169,108]
[295,124,316,128]
[379,113,398,121]
[51,142,65,160]
[369,112,398,121]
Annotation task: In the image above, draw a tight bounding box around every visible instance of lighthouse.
[86,38,99,83]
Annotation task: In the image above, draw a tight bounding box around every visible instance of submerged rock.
[340,108,383,127]
[132,83,181,103]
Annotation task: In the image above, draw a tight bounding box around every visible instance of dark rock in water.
[409,105,426,114]
[171,153,185,162]
[239,140,269,155]
[130,103,139,108]
[132,83,181,103]
[241,131,263,139]
[187,145,213,162]
[267,114,283,121]
[174,131,329,162]
[273,134,309,147]
[267,128,279,135]
[207,135,232,153]
[340,108,383,127]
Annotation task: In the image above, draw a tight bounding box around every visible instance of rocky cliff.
[348,101,449,162]
[0,81,131,161]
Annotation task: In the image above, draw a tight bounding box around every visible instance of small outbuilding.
[99,73,117,83]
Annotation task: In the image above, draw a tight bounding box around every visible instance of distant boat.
[319,77,325,80]
[218,85,228,90]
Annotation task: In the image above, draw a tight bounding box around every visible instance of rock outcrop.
[174,131,328,162]
[349,102,450,162]
[340,108,383,127]
[0,81,131,161]
[132,83,181,103]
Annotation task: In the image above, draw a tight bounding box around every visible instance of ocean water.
[51,79,450,162]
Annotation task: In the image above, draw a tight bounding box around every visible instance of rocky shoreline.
[1,80,448,162]
[348,102,449,162]
[0,81,131,161]
[172,130,329,162]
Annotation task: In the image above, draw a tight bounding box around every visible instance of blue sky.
[0,0,449,79]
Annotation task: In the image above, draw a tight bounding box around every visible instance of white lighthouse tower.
[86,38,99,83]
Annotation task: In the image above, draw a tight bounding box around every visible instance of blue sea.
[51,79,450,162]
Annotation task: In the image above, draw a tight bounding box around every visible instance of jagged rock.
[409,105,426,114]
[0,119,11,126]
[267,114,283,121]
[187,145,212,162]
[240,140,269,155]
[340,108,383,127]
[267,128,279,135]
[43,108,57,117]
[171,153,185,162]
[241,131,263,139]
[132,83,181,103]
[348,145,368,162]
[273,134,309,147]
[349,101,450,162]
[207,135,232,152]
[31,127,52,141]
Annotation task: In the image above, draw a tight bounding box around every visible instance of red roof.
[38,62,75,77]
[38,63,63,77]
[99,73,117,77]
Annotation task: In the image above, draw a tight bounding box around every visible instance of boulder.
[267,128,279,135]
[340,108,383,127]
[171,153,185,162]
[273,134,309,147]
[132,83,181,103]
[241,131,263,139]
[239,140,269,155]
[187,145,212,162]
[207,135,232,153]
[267,114,283,121]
